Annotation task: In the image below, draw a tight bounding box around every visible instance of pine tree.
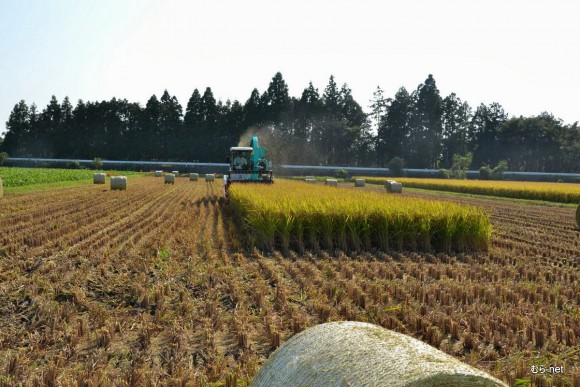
[200,87,218,161]
[412,74,443,168]
[3,100,30,156]
[319,75,342,164]
[159,90,183,160]
[263,72,291,135]
[243,88,263,129]
[377,87,413,166]
[470,102,507,167]
[184,89,203,161]
[441,93,471,168]
[143,95,161,159]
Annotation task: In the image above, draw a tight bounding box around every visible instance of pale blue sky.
[1,0,579,136]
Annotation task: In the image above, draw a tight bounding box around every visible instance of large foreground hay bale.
[252,321,507,387]
[154,170,163,177]
[205,174,215,182]
[110,176,127,191]
[385,180,403,193]
[171,170,179,177]
[576,203,580,228]
[354,178,365,187]
[164,173,175,185]
[190,173,199,181]
[325,179,338,187]
[93,173,106,184]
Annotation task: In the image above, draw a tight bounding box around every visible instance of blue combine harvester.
[223,135,273,197]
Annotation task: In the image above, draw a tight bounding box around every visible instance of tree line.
[2,72,579,172]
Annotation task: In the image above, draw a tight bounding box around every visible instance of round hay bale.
[93,173,106,184]
[190,173,199,181]
[110,176,127,191]
[576,203,580,229]
[154,170,163,177]
[305,176,315,180]
[164,173,175,185]
[305,178,317,184]
[325,179,338,187]
[354,178,365,187]
[171,170,179,177]
[385,180,403,193]
[205,174,215,182]
[252,321,507,387]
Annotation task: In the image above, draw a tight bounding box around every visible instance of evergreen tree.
[263,72,291,135]
[243,88,263,129]
[142,95,161,159]
[369,86,389,132]
[55,96,74,158]
[319,75,342,164]
[71,100,88,158]
[470,102,507,167]
[184,89,203,161]
[411,74,443,168]
[200,87,218,161]
[339,83,367,165]
[35,95,62,157]
[441,93,471,168]
[2,100,30,156]
[159,90,183,160]
[377,87,413,166]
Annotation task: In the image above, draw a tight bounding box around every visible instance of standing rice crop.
[360,176,580,204]
[228,180,491,253]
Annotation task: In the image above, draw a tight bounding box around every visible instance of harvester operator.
[234,153,248,170]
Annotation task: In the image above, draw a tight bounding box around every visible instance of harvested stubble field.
[0,176,579,386]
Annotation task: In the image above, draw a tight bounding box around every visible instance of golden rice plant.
[228,180,492,253]
[359,177,580,204]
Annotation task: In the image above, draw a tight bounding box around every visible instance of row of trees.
[2,72,579,172]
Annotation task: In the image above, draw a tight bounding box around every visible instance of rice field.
[228,180,492,253]
[359,176,580,204]
[0,176,578,386]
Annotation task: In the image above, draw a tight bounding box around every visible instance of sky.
[1,0,579,136]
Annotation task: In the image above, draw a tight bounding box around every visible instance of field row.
[0,177,578,385]
[358,176,580,204]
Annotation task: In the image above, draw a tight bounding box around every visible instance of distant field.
[0,167,142,192]
[358,176,580,204]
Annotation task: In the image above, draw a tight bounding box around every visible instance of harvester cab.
[224,135,273,197]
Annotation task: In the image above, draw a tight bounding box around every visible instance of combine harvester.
[223,135,273,198]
